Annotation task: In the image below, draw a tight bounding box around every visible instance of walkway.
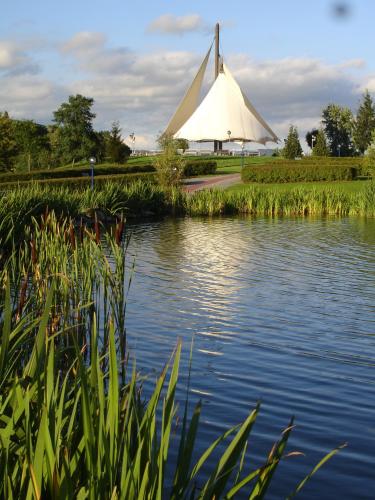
[183,173,241,193]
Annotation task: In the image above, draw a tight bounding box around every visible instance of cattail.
[94,214,100,244]
[115,215,125,245]
[79,218,84,244]
[16,275,28,319]
[69,223,76,250]
[30,235,37,265]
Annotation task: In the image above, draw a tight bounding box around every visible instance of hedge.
[0,172,156,190]
[183,160,217,176]
[241,158,362,183]
[0,163,156,184]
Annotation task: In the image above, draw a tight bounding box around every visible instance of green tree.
[322,104,354,156]
[175,138,189,153]
[353,90,375,154]
[0,112,17,171]
[106,122,131,163]
[154,135,185,187]
[282,125,303,159]
[312,129,330,157]
[305,129,319,149]
[364,130,375,176]
[53,94,97,165]
[12,119,49,171]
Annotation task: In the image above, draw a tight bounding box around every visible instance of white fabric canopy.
[173,64,278,144]
[164,46,212,137]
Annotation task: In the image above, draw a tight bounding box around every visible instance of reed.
[1,181,374,253]
[0,215,343,498]
[186,184,375,217]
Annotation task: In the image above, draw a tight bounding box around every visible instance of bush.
[0,163,155,184]
[154,137,185,187]
[0,172,156,190]
[241,158,362,183]
[183,160,217,176]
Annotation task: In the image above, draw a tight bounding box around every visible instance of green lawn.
[226,179,371,194]
[215,156,280,174]
[127,154,281,174]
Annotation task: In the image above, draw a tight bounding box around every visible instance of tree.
[322,104,354,156]
[0,112,17,171]
[364,130,375,177]
[154,135,185,187]
[305,129,319,149]
[312,130,330,156]
[105,122,131,163]
[175,138,189,153]
[53,94,97,165]
[282,125,303,159]
[353,90,375,154]
[12,119,49,171]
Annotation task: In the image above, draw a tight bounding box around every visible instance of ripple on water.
[122,216,375,499]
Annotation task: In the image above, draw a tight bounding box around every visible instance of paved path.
[183,173,241,193]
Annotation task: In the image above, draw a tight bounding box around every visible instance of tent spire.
[214,23,223,153]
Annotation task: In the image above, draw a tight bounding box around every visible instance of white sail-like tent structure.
[164,38,278,146]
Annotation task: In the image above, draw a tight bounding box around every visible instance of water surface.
[124,216,375,499]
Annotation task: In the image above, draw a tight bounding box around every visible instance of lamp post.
[227,130,231,156]
[338,144,341,157]
[129,132,135,155]
[311,135,316,151]
[89,157,96,190]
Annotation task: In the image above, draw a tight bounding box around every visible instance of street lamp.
[311,135,316,150]
[227,130,231,155]
[89,157,96,190]
[241,142,245,169]
[338,144,341,157]
[129,132,136,155]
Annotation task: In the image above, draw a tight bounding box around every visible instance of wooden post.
[214,23,222,153]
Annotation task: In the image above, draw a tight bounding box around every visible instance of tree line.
[283,90,375,159]
[0,94,131,172]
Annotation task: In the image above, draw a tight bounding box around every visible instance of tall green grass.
[0,214,344,498]
[1,181,374,252]
[186,183,375,216]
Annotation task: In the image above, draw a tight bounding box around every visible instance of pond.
[124,216,375,499]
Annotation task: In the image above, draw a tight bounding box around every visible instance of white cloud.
[1,31,372,148]
[60,31,133,75]
[147,14,207,35]
[0,41,39,75]
[61,32,106,54]
[0,74,66,120]
[360,77,375,93]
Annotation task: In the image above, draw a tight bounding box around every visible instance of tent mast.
[214,23,222,153]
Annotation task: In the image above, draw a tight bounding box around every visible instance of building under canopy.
[164,25,278,149]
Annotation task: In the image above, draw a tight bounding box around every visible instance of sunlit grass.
[226,180,371,194]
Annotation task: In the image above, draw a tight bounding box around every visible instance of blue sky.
[1,0,374,148]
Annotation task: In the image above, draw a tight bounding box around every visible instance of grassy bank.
[0,215,340,498]
[1,180,374,249]
[226,180,371,194]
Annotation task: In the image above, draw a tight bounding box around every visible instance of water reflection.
[125,216,375,499]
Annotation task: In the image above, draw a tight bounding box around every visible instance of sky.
[1,0,375,149]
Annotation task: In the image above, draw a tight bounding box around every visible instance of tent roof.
[173,64,278,144]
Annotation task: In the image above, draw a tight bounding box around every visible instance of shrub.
[183,160,217,176]
[154,137,185,187]
[0,163,155,184]
[241,158,362,183]
[0,172,156,190]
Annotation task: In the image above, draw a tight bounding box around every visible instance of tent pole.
[214,23,222,153]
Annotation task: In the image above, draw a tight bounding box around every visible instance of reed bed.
[186,183,375,217]
[0,214,343,498]
[1,181,374,251]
